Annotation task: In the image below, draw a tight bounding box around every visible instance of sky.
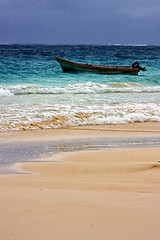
[0,0,160,45]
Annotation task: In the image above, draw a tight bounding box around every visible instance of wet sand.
[0,122,160,143]
[0,122,160,240]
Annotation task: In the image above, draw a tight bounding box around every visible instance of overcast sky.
[0,0,160,45]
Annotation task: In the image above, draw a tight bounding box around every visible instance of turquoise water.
[0,45,160,131]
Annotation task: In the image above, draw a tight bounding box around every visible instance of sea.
[0,44,160,132]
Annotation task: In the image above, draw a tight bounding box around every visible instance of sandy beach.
[0,122,160,240]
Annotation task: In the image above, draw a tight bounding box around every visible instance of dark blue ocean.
[0,44,160,131]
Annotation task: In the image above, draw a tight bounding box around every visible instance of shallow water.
[0,136,160,175]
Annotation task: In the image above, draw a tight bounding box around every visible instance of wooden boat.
[55,57,146,75]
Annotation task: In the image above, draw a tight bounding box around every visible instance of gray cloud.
[1,0,159,16]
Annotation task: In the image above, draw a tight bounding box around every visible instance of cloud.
[119,0,160,18]
[1,0,160,18]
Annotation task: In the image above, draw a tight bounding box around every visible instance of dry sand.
[0,122,160,240]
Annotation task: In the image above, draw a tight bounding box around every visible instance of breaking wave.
[0,102,159,131]
[0,82,159,96]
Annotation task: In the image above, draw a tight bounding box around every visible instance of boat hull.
[55,57,140,75]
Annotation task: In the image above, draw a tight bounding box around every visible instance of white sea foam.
[1,82,159,131]
[0,102,159,131]
[2,82,160,96]
[0,88,14,97]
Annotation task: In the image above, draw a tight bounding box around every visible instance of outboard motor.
[132,61,146,71]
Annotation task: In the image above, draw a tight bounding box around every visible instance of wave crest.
[1,82,159,96]
[0,88,14,97]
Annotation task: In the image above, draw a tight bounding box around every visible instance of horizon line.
[0,43,160,46]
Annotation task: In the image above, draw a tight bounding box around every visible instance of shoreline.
[0,122,160,143]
